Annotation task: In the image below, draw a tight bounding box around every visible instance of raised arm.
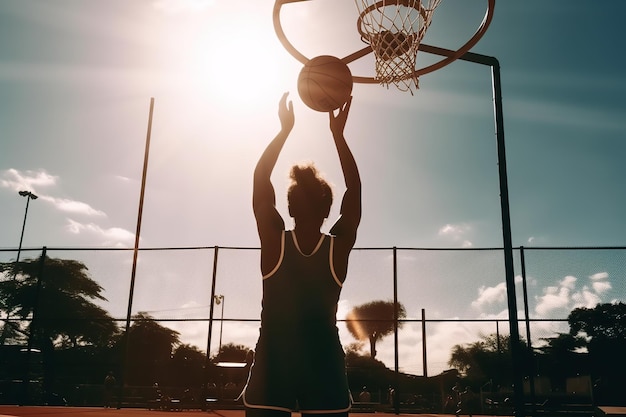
[253,93,294,252]
[329,97,361,249]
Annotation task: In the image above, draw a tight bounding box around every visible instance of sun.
[182,19,298,110]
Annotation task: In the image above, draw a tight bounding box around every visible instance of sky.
[1,0,625,376]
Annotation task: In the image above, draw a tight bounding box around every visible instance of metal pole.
[22,246,46,405]
[15,191,38,269]
[207,247,219,360]
[121,97,154,405]
[419,43,525,417]
[218,296,224,358]
[125,97,155,331]
[2,191,37,345]
[421,308,427,377]
[206,247,219,396]
[490,60,525,417]
[392,247,399,414]
[521,246,537,416]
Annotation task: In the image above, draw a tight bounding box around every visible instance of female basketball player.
[243,92,361,417]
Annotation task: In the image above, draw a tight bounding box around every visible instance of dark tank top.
[259,230,343,349]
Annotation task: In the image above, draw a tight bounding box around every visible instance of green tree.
[208,343,253,388]
[533,332,590,391]
[0,255,118,347]
[213,342,252,363]
[568,302,626,343]
[448,333,524,387]
[120,312,181,386]
[567,302,626,404]
[0,255,119,398]
[344,343,389,396]
[345,300,407,359]
[169,343,207,388]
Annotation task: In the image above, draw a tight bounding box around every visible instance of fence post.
[422,308,427,377]
[22,246,46,405]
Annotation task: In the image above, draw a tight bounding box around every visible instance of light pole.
[214,295,224,359]
[15,191,38,269]
[1,191,38,346]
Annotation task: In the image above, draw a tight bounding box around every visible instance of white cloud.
[2,168,106,217]
[590,272,609,281]
[1,168,57,191]
[471,282,507,310]
[571,287,602,309]
[534,272,614,318]
[438,223,473,247]
[592,281,612,294]
[535,285,571,316]
[66,219,135,247]
[41,195,106,217]
[560,275,577,289]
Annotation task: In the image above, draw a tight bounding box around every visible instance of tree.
[448,333,525,388]
[169,343,207,388]
[536,332,586,356]
[213,342,252,363]
[0,255,119,397]
[567,302,626,404]
[568,302,626,343]
[345,300,407,359]
[0,255,119,347]
[120,312,181,386]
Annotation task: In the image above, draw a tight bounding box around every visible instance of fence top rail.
[2,245,625,252]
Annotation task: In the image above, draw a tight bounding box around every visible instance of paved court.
[0,407,450,417]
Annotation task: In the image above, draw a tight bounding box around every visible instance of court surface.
[0,407,455,417]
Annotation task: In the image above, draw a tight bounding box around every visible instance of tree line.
[1,254,624,407]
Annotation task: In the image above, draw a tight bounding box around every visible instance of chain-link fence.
[1,245,624,411]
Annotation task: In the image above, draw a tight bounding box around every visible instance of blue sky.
[1,1,625,375]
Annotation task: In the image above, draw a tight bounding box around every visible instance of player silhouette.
[243,92,361,417]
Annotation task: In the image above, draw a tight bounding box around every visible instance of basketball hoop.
[273,0,495,93]
[355,0,441,93]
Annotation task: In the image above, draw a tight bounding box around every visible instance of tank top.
[259,230,342,348]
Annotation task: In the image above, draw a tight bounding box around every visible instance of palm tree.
[345,300,407,359]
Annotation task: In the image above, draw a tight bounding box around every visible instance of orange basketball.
[297,55,353,112]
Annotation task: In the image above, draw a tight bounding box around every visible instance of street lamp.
[2,190,38,345]
[214,295,224,358]
[15,191,38,270]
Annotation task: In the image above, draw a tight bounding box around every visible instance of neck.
[293,219,323,238]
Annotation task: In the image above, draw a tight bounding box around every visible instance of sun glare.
[185,19,296,110]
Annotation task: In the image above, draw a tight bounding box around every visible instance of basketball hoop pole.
[420,43,525,417]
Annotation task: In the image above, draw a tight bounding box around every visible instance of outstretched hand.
[278,92,295,133]
[329,96,352,137]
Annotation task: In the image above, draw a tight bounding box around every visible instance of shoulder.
[260,229,285,277]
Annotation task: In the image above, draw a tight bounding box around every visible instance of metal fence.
[1,245,624,411]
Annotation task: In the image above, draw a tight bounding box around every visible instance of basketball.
[375,31,412,60]
[297,55,353,112]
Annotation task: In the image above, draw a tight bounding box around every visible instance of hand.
[278,92,295,133]
[329,96,352,136]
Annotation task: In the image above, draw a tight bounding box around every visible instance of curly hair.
[287,163,333,219]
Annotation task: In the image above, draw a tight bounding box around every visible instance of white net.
[355,0,442,93]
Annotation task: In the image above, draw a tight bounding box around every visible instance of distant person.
[243,92,361,417]
[103,371,116,408]
[388,386,395,407]
[358,387,371,402]
[455,385,476,417]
